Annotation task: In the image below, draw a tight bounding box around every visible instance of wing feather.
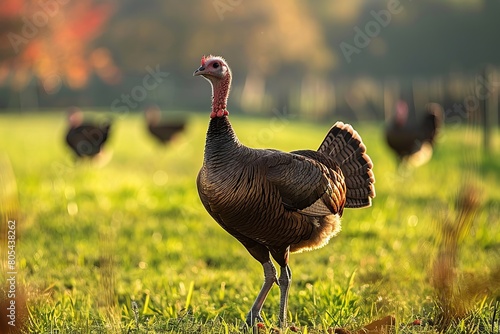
[257,150,346,216]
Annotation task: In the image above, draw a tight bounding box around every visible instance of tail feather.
[341,155,373,176]
[318,122,375,208]
[347,198,372,208]
[345,175,373,193]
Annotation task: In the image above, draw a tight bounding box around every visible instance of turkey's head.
[145,105,161,126]
[395,100,409,127]
[194,55,232,118]
[193,55,230,82]
[67,107,83,127]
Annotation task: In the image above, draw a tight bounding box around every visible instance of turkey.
[65,107,112,159]
[194,55,375,328]
[144,105,186,144]
[385,100,443,167]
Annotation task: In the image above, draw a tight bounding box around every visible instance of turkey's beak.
[193,66,205,76]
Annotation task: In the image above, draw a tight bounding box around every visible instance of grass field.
[0,111,499,333]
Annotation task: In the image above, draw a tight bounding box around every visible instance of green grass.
[0,111,499,333]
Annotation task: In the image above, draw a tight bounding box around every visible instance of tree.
[0,0,118,94]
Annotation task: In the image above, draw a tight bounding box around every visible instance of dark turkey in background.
[144,105,186,145]
[65,107,112,159]
[385,100,444,167]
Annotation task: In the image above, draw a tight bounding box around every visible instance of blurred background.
[0,0,499,125]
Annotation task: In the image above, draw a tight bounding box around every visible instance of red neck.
[210,73,231,118]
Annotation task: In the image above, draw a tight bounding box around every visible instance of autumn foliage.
[0,0,118,92]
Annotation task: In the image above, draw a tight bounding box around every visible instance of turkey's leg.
[278,265,292,328]
[246,260,278,326]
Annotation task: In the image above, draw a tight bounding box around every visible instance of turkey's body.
[148,123,185,144]
[197,118,345,256]
[66,123,110,157]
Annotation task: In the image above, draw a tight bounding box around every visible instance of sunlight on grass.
[0,111,498,333]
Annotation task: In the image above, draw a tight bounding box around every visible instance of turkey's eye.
[213,62,220,69]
